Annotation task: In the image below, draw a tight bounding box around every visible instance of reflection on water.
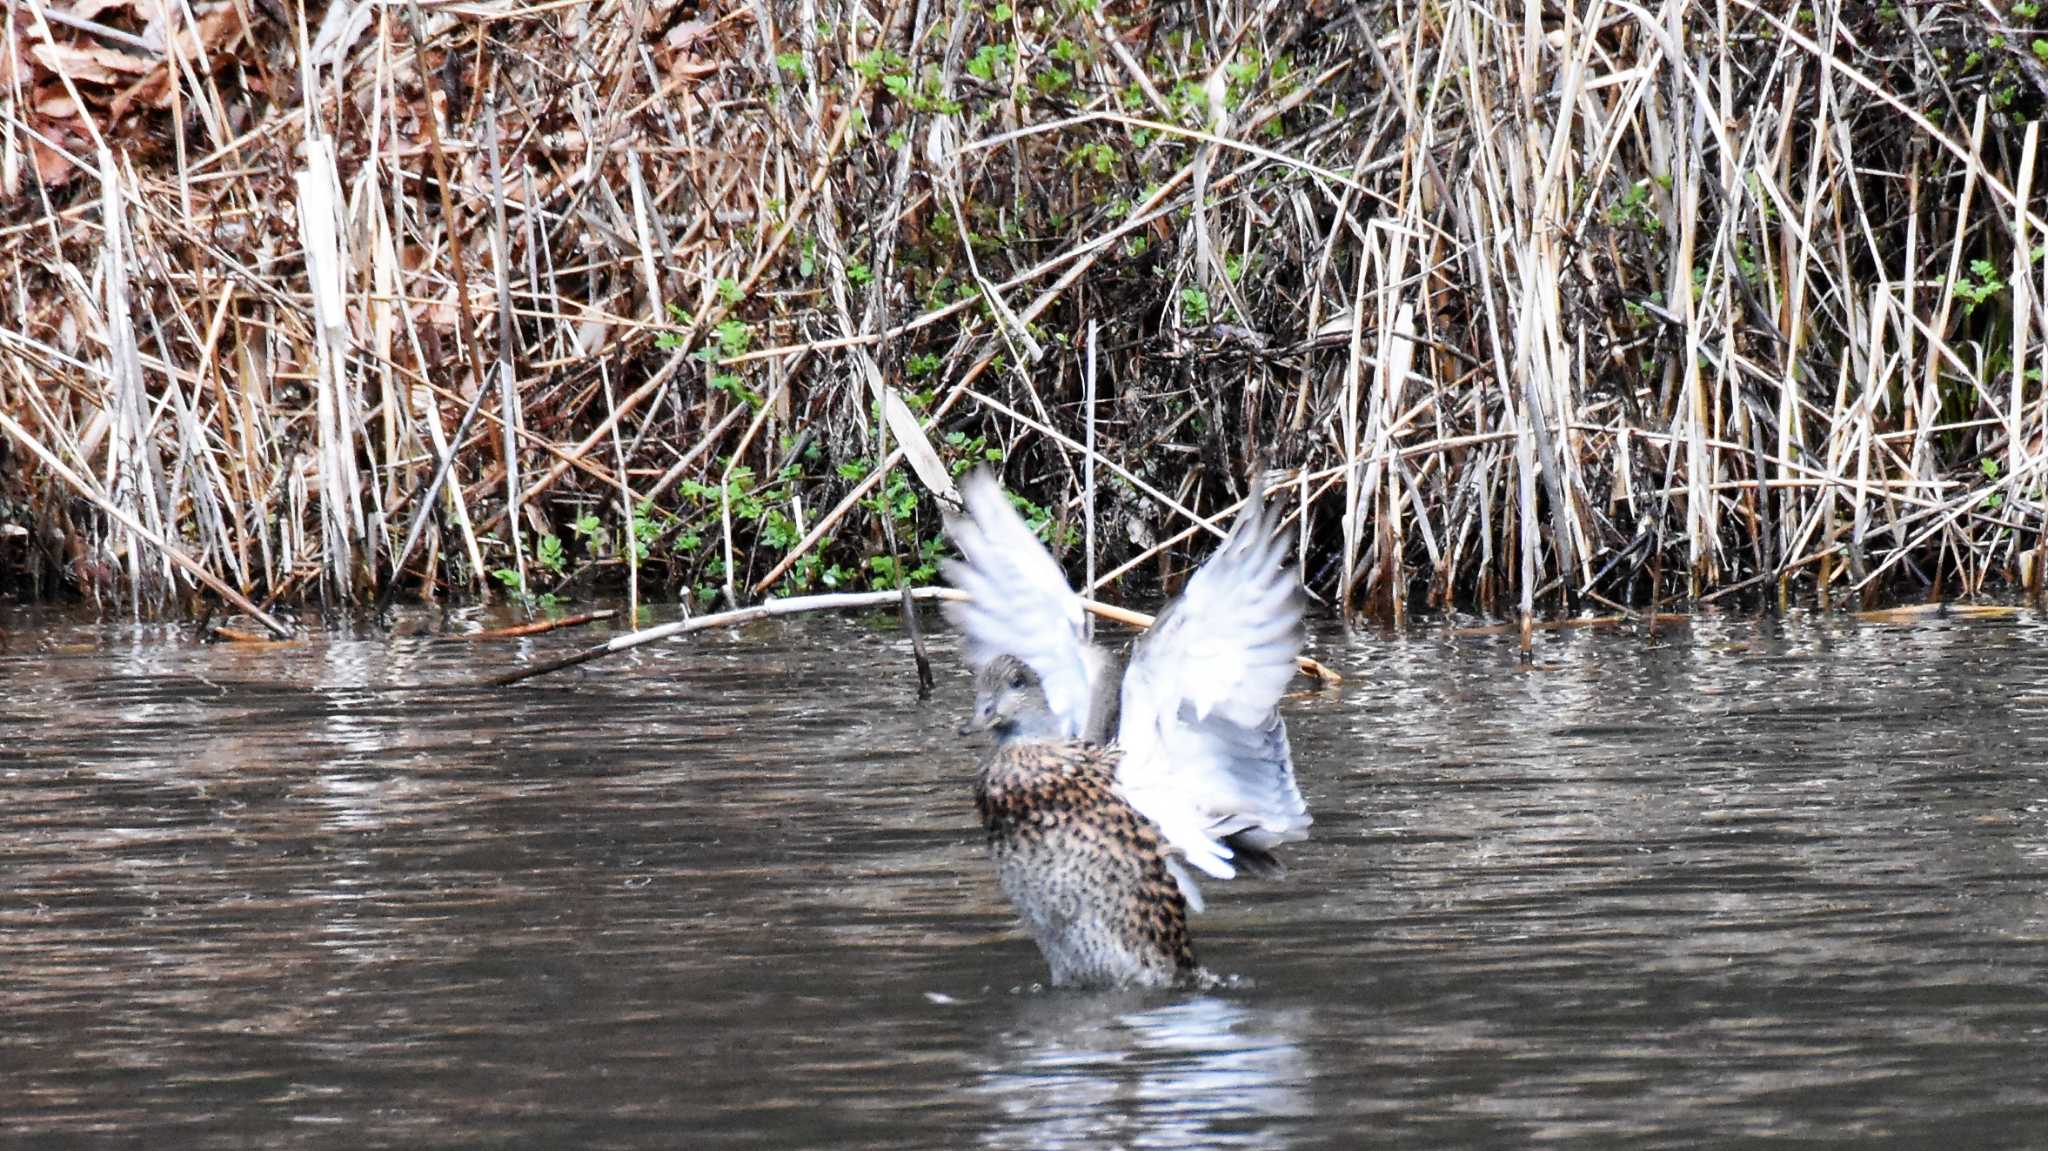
[3,604,2048,1146]
[976,994,1312,1149]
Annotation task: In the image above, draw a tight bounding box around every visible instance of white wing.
[1115,480,1310,879]
[940,470,1101,739]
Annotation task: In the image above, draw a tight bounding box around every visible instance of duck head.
[961,654,1064,742]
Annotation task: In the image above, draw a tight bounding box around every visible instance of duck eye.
[1007,673,1026,690]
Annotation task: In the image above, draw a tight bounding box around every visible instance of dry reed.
[2,0,2045,631]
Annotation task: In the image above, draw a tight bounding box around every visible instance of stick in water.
[485,587,1343,687]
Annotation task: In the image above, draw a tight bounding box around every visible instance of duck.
[943,469,1311,988]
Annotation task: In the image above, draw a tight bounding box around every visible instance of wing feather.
[940,470,1099,738]
[1114,478,1311,879]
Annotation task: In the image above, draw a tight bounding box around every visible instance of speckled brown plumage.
[974,739,1198,989]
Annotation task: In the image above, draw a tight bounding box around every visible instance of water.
[3,605,2047,1147]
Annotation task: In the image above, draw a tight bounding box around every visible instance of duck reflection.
[975,993,1313,1149]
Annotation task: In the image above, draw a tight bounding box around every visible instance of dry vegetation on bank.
[2,0,2046,631]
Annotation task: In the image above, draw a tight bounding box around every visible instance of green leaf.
[535,534,566,575]
[711,372,763,408]
[851,52,891,80]
[715,319,753,357]
[1070,142,1116,175]
[968,42,1009,82]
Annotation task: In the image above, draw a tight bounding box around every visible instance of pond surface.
[3,604,2047,1147]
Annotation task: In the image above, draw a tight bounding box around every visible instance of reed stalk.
[2,1,2044,624]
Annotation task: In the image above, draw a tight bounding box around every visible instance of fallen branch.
[1082,599,1345,685]
[489,587,1344,687]
[452,609,618,641]
[487,588,961,686]
[1851,602,2030,623]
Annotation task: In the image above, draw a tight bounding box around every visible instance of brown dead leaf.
[22,108,92,188]
[655,16,726,86]
[30,84,83,119]
[112,2,248,117]
[664,18,714,52]
[61,0,140,24]
[29,38,152,86]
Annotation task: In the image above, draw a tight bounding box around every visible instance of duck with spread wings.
[942,470,1311,988]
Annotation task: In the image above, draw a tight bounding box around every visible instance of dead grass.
[2,0,2045,631]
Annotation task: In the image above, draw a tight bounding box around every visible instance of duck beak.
[957,702,995,736]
